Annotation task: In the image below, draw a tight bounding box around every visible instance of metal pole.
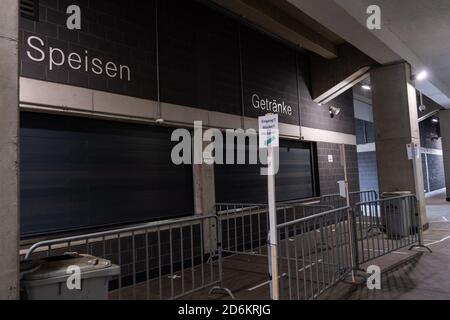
[408,143,431,253]
[341,144,356,282]
[268,145,280,300]
[411,143,426,246]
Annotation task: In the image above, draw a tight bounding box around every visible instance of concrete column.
[439,110,450,201]
[193,143,217,252]
[0,0,20,300]
[371,63,428,226]
[193,163,216,216]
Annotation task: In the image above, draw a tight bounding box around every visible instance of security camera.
[419,104,426,112]
[329,106,341,118]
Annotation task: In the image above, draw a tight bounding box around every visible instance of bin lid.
[23,253,113,281]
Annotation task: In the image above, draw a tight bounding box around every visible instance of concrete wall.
[0,0,19,300]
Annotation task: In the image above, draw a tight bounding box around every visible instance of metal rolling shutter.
[20,112,194,237]
[215,140,316,204]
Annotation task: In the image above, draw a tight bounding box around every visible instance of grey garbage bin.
[380,191,416,239]
[22,253,120,300]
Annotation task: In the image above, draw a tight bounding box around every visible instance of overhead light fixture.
[361,85,371,91]
[432,118,439,123]
[329,106,341,118]
[155,118,165,124]
[414,70,428,81]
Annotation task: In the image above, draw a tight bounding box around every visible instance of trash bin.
[22,253,120,300]
[380,191,416,239]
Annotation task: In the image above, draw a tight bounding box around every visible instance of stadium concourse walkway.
[112,191,449,301]
[179,190,450,300]
[320,189,450,300]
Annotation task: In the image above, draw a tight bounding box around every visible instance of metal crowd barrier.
[24,215,225,300]
[276,207,353,300]
[320,190,378,209]
[216,203,333,257]
[352,195,420,270]
[23,193,420,301]
[272,194,421,300]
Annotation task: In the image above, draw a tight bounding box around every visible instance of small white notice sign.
[414,143,421,159]
[407,143,420,160]
[259,114,279,149]
[338,180,347,198]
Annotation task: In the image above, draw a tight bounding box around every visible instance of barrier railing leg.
[209,217,235,300]
[208,244,235,300]
[345,208,367,284]
[266,234,280,300]
[409,198,432,253]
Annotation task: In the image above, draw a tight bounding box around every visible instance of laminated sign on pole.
[259,113,280,300]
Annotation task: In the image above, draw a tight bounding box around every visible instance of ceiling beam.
[311,44,377,102]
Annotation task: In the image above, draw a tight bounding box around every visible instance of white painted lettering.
[26,36,45,62]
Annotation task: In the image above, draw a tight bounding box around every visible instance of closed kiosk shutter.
[215,140,316,204]
[20,112,194,237]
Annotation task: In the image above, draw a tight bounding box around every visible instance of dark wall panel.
[20,0,158,100]
[159,0,241,114]
[417,91,443,116]
[355,119,375,145]
[298,55,355,135]
[317,143,359,195]
[355,119,366,145]
[20,0,357,137]
[426,154,445,192]
[20,112,194,237]
[365,121,375,143]
[419,115,444,193]
[215,140,314,203]
[420,117,442,150]
[241,27,300,125]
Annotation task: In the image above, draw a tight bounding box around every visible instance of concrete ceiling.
[264,0,345,46]
[287,0,450,108]
[210,0,344,58]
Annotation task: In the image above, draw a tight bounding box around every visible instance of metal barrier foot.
[209,286,236,300]
[366,225,384,234]
[343,269,367,285]
[409,244,432,253]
